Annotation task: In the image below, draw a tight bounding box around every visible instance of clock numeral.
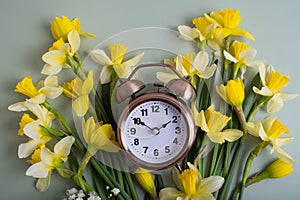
[154,149,159,156]
[173,137,178,145]
[165,146,170,153]
[130,128,136,135]
[143,146,148,153]
[175,127,181,134]
[141,109,148,116]
[164,108,168,115]
[151,105,159,113]
[133,117,142,125]
[172,116,178,123]
[134,138,139,145]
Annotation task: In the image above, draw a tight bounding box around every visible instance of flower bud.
[134,168,157,198]
[266,159,293,178]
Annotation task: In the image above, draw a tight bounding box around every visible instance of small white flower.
[111,188,120,196]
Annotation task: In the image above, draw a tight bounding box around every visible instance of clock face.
[118,93,195,169]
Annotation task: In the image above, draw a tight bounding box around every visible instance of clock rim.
[117,92,196,170]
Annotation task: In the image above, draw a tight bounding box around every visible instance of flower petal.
[273,146,295,165]
[114,52,144,78]
[221,129,243,142]
[99,65,113,84]
[82,71,93,95]
[199,64,217,79]
[72,95,89,117]
[44,76,59,87]
[199,175,224,193]
[178,25,199,41]
[239,49,257,63]
[89,49,113,65]
[156,72,178,83]
[159,188,185,200]
[54,136,75,158]
[36,174,51,192]
[18,140,40,158]
[253,86,273,96]
[197,110,209,132]
[41,64,62,75]
[193,51,209,72]
[224,50,237,63]
[68,30,80,54]
[26,162,50,178]
[39,87,63,99]
[27,93,47,104]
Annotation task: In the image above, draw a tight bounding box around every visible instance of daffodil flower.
[253,64,299,113]
[159,162,224,200]
[216,78,245,108]
[192,17,224,51]
[194,106,243,144]
[204,8,255,41]
[26,136,75,191]
[247,116,295,164]
[223,40,261,78]
[50,16,95,41]
[62,71,94,117]
[18,113,34,136]
[42,30,80,75]
[10,75,62,104]
[90,44,144,84]
[157,51,217,85]
[82,116,120,154]
[9,102,55,158]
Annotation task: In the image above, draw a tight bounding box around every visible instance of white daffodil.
[42,30,80,75]
[194,106,243,144]
[8,75,62,105]
[26,136,75,191]
[159,162,224,200]
[253,64,299,113]
[157,51,217,85]
[247,116,295,165]
[90,44,144,84]
[9,102,55,158]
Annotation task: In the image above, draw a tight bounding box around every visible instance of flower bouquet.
[8,8,298,200]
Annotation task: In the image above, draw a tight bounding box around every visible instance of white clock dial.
[118,93,195,169]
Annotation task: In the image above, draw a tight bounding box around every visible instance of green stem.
[222,142,233,177]
[247,96,271,122]
[238,141,268,200]
[90,158,131,200]
[209,143,219,176]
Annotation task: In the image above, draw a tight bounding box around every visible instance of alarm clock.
[116,63,196,170]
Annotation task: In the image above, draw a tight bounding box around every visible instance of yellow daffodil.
[216,78,245,107]
[265,159,293,178]
[82,117,120,154]
[223,40,261,77]
[204,8,255,41]
[247,116,295,164]
[90,44,144,84]
[157,51,217,85]
[10,102,55,159]
[62,71,93,117]
[12,75,62,104]
[26,136,75,191]
[159,162,224,200]
[134,168,157,198]
[42,30,80,75]
[50,16,95,41]
[253,64,299,113]
[194,106,243,144]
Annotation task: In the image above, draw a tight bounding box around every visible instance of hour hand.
[158,121,171,130]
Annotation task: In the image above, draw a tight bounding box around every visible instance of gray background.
[1,0,299,199]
